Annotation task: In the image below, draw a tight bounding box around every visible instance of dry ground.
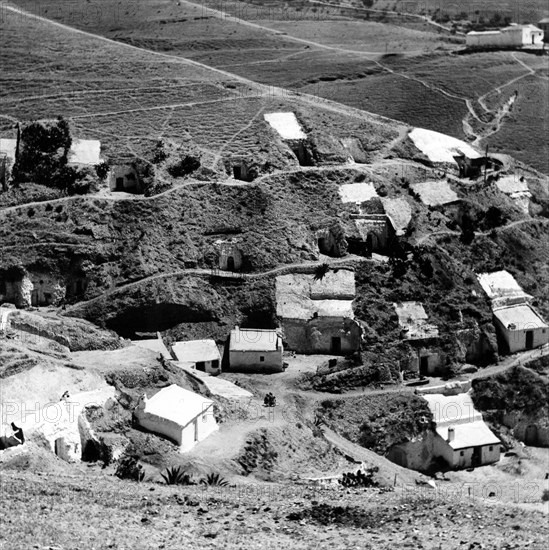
[0,468,548,550]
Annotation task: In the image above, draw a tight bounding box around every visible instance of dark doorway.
[233,166,242,180]
[420,356,429,376]
[211,359,219,371]
[525,424,538,445]
[525,330,534,350]
[366,234,374,256]
[116,177,124,191]
[227,256,235,271]
[472,446,482,467]
[196,361,205,371]
[331,336,341,354]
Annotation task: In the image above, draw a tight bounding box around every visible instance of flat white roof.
[0,139,17,160]
[495,175,530,196]
[0,137,101,165]
[380,197,412,235]
[263,112,307,140]
[423,393,500,450]
[171,339,221,363]
[411,180,460,206]
[477,271,531,302]
[467,30,501,36]
[339,182,378,204]
[67,139,101,165]
[409,128,482,164]
[276,271,355,320]
[229,327,280,352]
[394,301,428,323]
[142,384,214,428]
[394,301,439,339]
[131,338,171,360]
[493,304,548,330]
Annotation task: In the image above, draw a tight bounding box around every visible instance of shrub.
[339,467,379,488]
[115,451,145,482]
[160,466,194,485]
[95,161,110,180]
[199,473,229,487]
[167,154,200,178]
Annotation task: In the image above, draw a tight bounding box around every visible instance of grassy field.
[371,0,549,23]
[8,0,547,174]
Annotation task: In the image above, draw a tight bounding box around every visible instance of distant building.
[423,393,501,469]
[108,164,141,193]
[171,339,222,375]
[214,239,243,272]
[492,304,549,353]
[276,270,361,355]
[466,24,544,49]
[229,326,284,373]
[134,385,217,453]
[539,18,549,42]
[477,270,548,353]
[347,214,395,256]
[394,301,441,375]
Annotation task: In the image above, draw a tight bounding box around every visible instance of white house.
[171,339,221,375]
[466,24,544,49]
[492,304,549,353]
[134,385,217,453]
[423,393,501,469]
[276,270,361,355]
[229,326,284,373]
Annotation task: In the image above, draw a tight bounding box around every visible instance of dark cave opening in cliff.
[105,303,216,338]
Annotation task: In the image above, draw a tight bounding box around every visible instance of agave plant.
[313,263,330,282]
[160,466,194,486]
[199,473,229,487]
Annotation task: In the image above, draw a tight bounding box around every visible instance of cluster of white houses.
[477,270,549,353]
[466,23,545,49]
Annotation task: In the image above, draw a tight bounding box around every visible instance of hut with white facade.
[423,393,501,469]
[171,339,221,374]
[134,385,217,453]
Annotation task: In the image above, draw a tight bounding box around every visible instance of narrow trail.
[0,158,394,218]
[64,255,372,313]
[415,217,549,246]
[308,0,462,35]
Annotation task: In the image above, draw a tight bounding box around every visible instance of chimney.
[447,426,455,443]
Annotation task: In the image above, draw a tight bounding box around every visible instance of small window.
[489,446,493,451]
[260,356,265,362]
[460,451,464,457]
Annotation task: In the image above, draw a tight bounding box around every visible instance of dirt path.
[308,0,461,35]
[415,217,549,246]
[64,255,371,313]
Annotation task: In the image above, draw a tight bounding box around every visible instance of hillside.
[8,0,549,173]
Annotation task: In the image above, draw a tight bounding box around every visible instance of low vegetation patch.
[318,394,433,455]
